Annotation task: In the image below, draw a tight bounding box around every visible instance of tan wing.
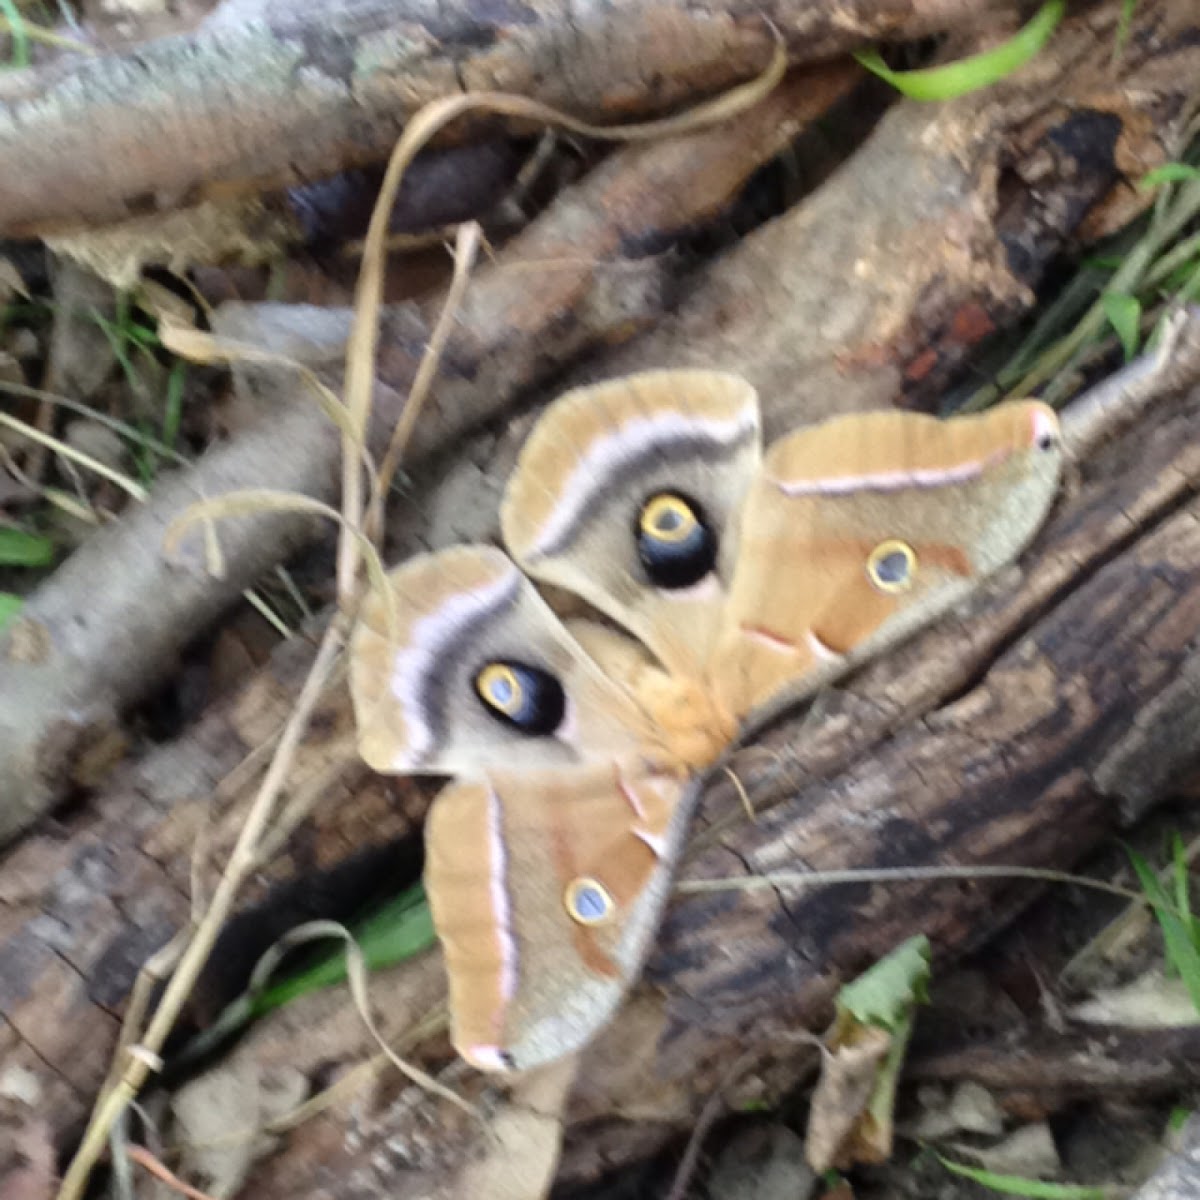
[349,545,658,776]
[425,765,689,1071]
[709,401,1063,718]
[501,370,761,678]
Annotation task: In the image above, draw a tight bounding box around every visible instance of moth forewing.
[500,370,762,678]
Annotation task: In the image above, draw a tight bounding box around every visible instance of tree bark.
[1133,1116,1200,1200]
[0,0,1020,236]
[1,0,1199,1195]
[3,0,1193,842]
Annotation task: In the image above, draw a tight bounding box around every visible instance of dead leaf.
[805,1026,892,1171]
[1070,971,1200,1028]
[170,1060,308,1199]
[943,1121,1062,1178]
[452,1057,577,1200]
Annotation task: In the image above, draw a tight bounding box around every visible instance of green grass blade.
[1170,834,1196,952]
[0,528,54,567]
[938,1156,1109,1198]
[1127,846,1200,1013]
[252,886,436,1016]
[1100,292,1141,360]
[1141,164,1200,188]
[1111,0,1138,67]
[1168,1106,1194,1134]
[854,0,1065,102]
[0,0,30,69]
[0,592,21,631]
[162,360,187,449]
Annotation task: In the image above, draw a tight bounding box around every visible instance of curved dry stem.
[337,38,787,598]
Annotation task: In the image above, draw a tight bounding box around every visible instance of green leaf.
[162,359,187,449]
[252,885,436,1015]
[1171,833,1196,951]
[0,528,54,567]
[1081,255,1124,272]
[838,935,931,1031]
[1140,163,1200,189]
[854,0,1065,102]
[1111,0,1138,67]
[0,592,21,631]
[1127,846,1200,1014]
[1168,1106,1194,1134]
[1100,292,1141,360]
[938,1156,1109,1198]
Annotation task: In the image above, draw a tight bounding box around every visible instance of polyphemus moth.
[349,371,1062,1072]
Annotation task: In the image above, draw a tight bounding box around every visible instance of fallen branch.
[0,0,1016,235]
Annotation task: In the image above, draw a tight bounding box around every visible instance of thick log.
[0,0,1020,236]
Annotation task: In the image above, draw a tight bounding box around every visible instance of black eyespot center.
[473,660,566,735]
[635,490,717,589]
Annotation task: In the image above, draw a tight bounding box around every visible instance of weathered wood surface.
[1133,1115,1200,1200]
[1,0,1199,1195]
[0,0,1020,236]
[3,0,1193,844]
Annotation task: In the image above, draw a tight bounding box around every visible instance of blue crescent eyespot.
[564,877,616,926]
[866,539,917,593]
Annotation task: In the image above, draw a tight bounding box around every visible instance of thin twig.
[665,1047,763,1200]
[125,1146,220,1200]
[336,38,785,598]
[674,863,1150,908]
[367,221,482,533]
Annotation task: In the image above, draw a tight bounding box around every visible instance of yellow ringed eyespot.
[640,493,698,544]
[564,877,616,926]
[635,491,717,589]
[866,539,918,593]
[475,662,522,715]
[472,660,567,735]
